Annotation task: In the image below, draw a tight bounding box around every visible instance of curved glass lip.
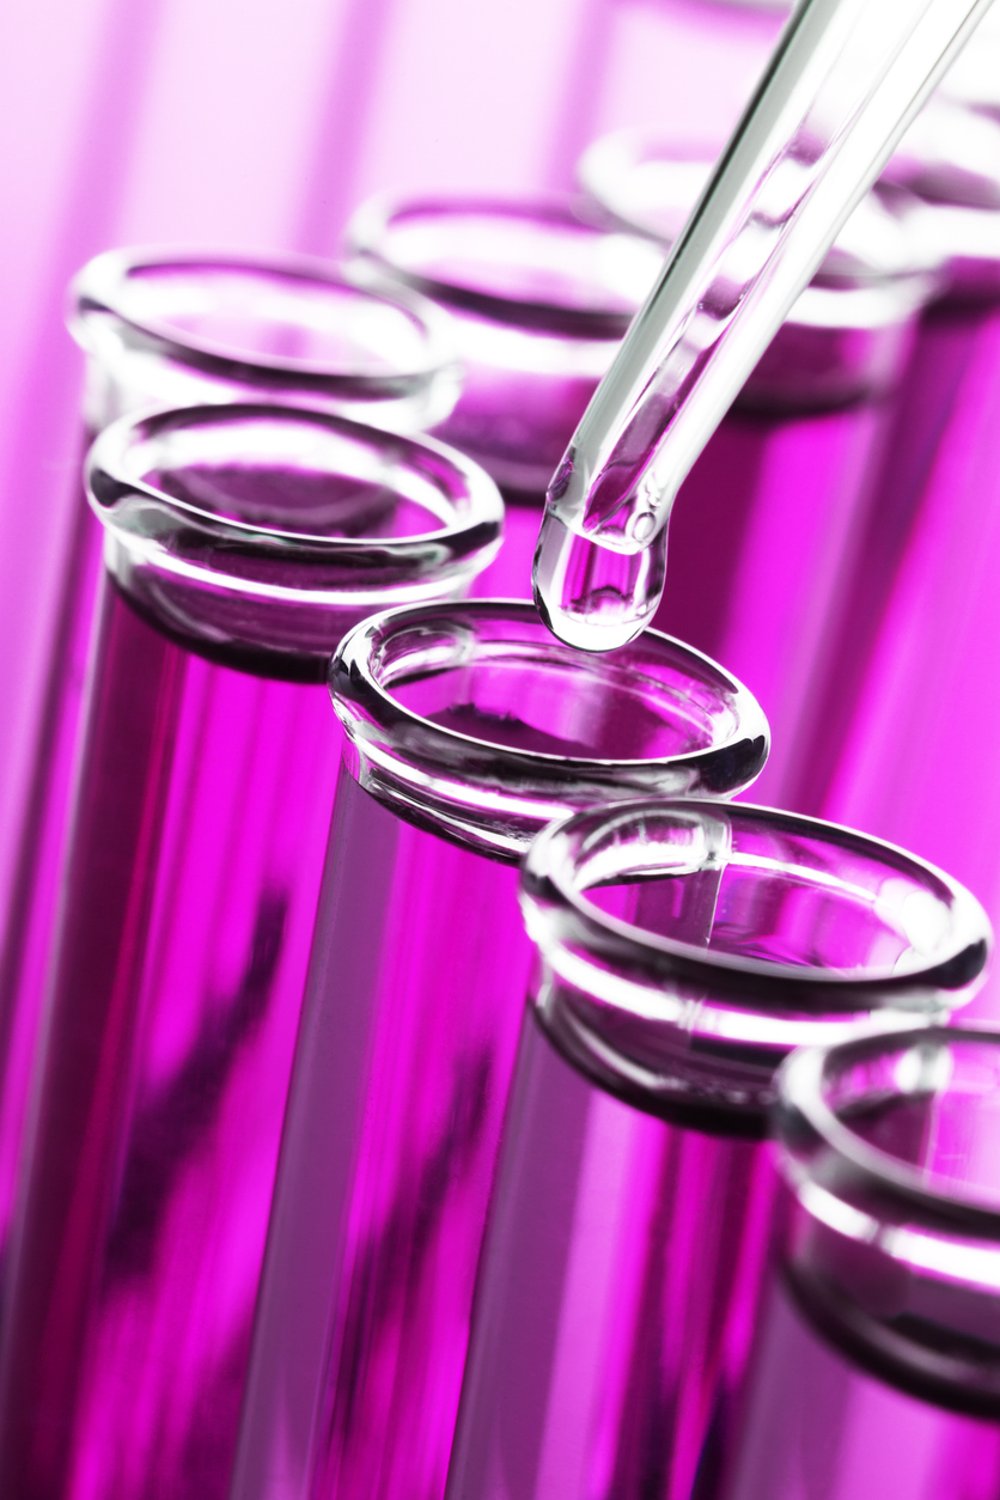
[523,798,991,1004]
[69,244,458,399]
[86,401,504,588]
[880,108,1000,291]
[332,604,768,859]
[345,192,657,341]
[779,1026,1000,1238]
[577,129,942,311]
[888,101,1000,212]
[332,600,769,778]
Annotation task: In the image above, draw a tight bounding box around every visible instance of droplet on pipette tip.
[532,508,668,653]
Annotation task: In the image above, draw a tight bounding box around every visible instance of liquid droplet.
[532,509,668,653]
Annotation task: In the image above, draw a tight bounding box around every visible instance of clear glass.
[937,4,1000,115]
[231,602,769,1500]
[0,405,500,1500]
[70,247,461,434]
[0,252,460,1269]
[445,798,990,1500]
[579,132,935,801]
[798,106,1000,1003]
[345,194,664,596]
[721,1027,1000,1498]
[533,0,996,651]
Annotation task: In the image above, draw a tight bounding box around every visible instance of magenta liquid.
[721,1269,1000,1500]
[0,254,463,1279]
[811,299,1000,1010]
[472,489,557,599]
[234,770,540,1500]
[446,1005,777,1500]
[789,302,986,813]
[0,578,340,1500]
[233,598,767,1500]
[443,793,989,1500]
[345,198,665,602]
[446,357,603,600]
[0,462,105,1246]
[654,390,896,807]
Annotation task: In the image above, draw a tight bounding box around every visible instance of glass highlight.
[0,404,501,1500]
[232,601,768,1500]
[722,1026,1000,1497]
[446,798,990,1500]
[579,131,936,802]
[346,195,663,596]
[0,251,460,1268]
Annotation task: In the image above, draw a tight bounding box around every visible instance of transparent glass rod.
[533,0,996,651]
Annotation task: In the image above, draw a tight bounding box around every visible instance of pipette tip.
[532,509,667,653]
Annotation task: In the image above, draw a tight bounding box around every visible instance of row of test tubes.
[2,5,1000,1497]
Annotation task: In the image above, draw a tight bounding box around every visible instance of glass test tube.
[578,130,937,804]
[345,195,664,598]
[0,404,501,1500]
[231,600,769,1500]
[799,106,1000,982]
[722,1027,1000,1499]
[0,249,458,1259]
[446,799,990,1500]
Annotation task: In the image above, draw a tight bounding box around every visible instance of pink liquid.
[790,303,984,813]
[0,459,105,1248]
[808,299,1000,1016]
[721,1271,1000,1500]
[234,770,536,1500]
[654,393,894,807]
[235,600,767,1500]
[446,1007,778,1500]
[472,490,547,599]
[470,359,901,716]
[0,579,341,1500]
[455,361,607,603]
[437,345,602,508]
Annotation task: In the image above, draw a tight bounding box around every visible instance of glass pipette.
[533,0,997,651]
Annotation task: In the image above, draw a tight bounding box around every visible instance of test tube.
[721,1026,1000,1499]
[800,106,1000,969]
[0,250,458,1260]
[71,248,459,435]
[578,131,937,803]
[0,404,502,1500]
[446,799,990,1500]
[345,196,664,597]
[231,600,769,1500]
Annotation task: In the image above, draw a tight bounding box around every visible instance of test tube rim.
[879,103,1000,296]
[330,601,769,856]
[333,598,767,770]
[778,1024,1000,1241]
[68,244,459,400]
[577,126,943,314]
[345,191,662,341]
[882,99,1000,210]
[521,796,990,1008]
[86,401,504,593]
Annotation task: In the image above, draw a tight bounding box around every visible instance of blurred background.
[5,0,1000,1004]
[0,0,781,874]
[0,0,784,445]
